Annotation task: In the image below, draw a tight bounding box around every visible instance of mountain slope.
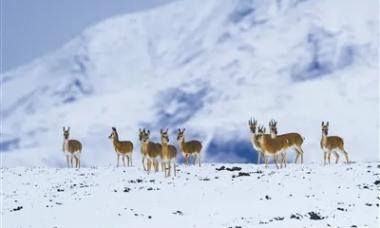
[2,0,378,167]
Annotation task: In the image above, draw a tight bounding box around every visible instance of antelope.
[139,129,148,171]
[256,125,289,169]
[268,120,305,165]
[141,129,162,173]
[62,127,82,168]
[108,127,133,167]
[177,128,202,166]
[321,121,349,165]
[248,118,266,164]
[160,129,177,177]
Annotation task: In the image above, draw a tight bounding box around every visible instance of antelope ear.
[183,128,186,132]
[160,129,163,133]
[178,128,181,133]
[326,121,329,127]
[112,127,116,131]
[147,130,150,134]
[321,121,324,126]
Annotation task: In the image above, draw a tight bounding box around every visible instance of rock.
[226,167,242,171]
[11,206,23,212]
[238,172,250,177]
[308,212,325,220]
[290,214,302,220]
[216,166,226,171]
[173,210,184,216]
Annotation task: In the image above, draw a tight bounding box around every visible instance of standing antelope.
[139,129,148,171]
[248,118,266,164]
[62,127,82,168]
[160,129,177,177]
[268,120,305,165]
[177,128,202,166]
[141,129,162,173]
[321,121,349,165]
[256,125,289,169]
[108,127,133,167]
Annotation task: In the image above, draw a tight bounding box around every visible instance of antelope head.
[142,129,151,143]
[160,129,169,144]
[177,128,185,141]
[269,120,278,135]
[257,125,266,135]
[138,128,146,142]
[255,125,266,142]
[63,127,70,139]
[248,118,258,134]
[108,127,117,139]
[321,121,329,136]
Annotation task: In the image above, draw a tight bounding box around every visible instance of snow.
[1,0,379,167]
[2,163,379,227]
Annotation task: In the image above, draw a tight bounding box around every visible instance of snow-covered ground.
[2,162,379,228]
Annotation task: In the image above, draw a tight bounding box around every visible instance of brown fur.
[257,125,289,169]
[269,120,305,164]
[160,129,177,177]
[177,128,202,166]
[62,127,82,168]
[65,139,82,153]
[141,130,162,172]
[109,127,133,167]
[321,121,349,164]
[139,129,149,171]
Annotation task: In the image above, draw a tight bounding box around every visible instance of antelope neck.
[179,138,186,150]
[112,132,121,145]
[321,133,328,145]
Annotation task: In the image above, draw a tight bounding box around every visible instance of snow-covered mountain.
[2,0,378,167]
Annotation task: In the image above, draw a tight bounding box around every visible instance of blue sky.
[1,0,176,72]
